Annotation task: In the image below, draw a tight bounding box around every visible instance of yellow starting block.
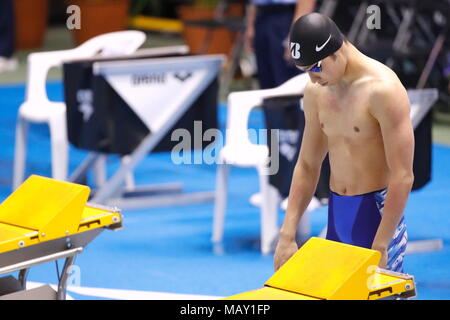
[226,237,416,300]
[0,175,122,300]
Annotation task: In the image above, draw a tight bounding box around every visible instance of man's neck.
[336,43,368,88]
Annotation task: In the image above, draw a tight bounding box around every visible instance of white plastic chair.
[212,73,310,254]
[13,31,146,190]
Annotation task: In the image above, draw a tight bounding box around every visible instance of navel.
[353,126,360,133]
[320,123,324,129]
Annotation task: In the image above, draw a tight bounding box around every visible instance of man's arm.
[369,81,415,268]
[274,82,328,270]
[243,3,256,53]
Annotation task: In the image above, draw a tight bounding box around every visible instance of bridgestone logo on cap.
[290,42,301,59]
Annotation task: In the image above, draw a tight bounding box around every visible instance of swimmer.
[274,13,414,273]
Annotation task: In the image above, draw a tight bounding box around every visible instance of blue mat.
[0,82,449,300]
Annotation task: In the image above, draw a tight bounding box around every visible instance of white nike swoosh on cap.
[315,34,332,52]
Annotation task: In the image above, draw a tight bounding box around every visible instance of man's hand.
[243,26,255,54]
[274,238,298,271]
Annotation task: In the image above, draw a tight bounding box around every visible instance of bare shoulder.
[302,80,321,111]
[304,80,320,97]
[365,63,410,120]
[368,60,408,101]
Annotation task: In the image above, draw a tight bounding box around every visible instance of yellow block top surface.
[81,205,113,220]
[0,204,121,253]
[78,204,122,233]
[265,237,381,300]
[0,175,90,242]
[0,223,40,253]
[225,287,320,300]
[371,272,403,289]
[227,271,414,301]
[367,270,415,299]
[0,223,36,243]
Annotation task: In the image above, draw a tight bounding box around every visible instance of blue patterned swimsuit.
[326,188,408,273]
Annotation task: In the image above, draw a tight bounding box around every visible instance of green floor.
[2,25,449,146]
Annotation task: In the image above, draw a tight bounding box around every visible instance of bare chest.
[317,89,380,142]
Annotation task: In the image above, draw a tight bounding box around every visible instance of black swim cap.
[289,13,344,67]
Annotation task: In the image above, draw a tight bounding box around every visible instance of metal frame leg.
[212,161,229,244]
[18,269,29,289]
[13,116,29,190]
[57,255,77,300]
